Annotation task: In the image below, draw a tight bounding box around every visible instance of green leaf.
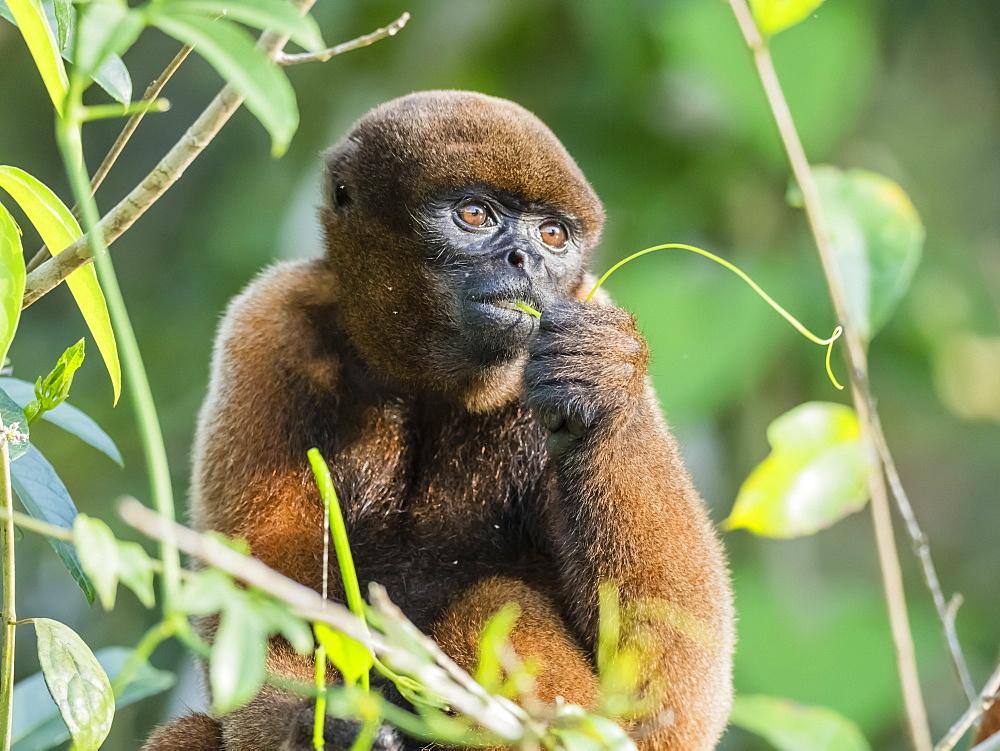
[73,514,120,609]
[1,0,68,112]
[12,645,174,749]
[48,0,70,48]
[11,445,95,602]
[315,622,373,689]
[0,167,121,403]
[33,618,114,751]
[164,0,323,51]
[0,383,29,463]
[116,541,156,608]
[0,377,122,465]
[0,203,25,367]
[726,402,870,538]
[729,695,871,751]
[211,598,268,713]
[748,0,827,37]
[24,339,85,423]
[148,11,297,156]
[75,515,156,609]
[790,166,924,342]
[248,592,313,654]
[1,0,133,103]
[68,0,144,94]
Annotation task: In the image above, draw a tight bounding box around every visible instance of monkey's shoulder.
[210,258,349,397]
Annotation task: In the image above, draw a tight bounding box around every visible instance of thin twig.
[25,45,194,275]
[935,661,1000,751]
[276,12,410,66]
[118,499,528,742]
[0,505,73,541]
[726,2,932,749]
[873,415,976,701]
[23,8,408,309]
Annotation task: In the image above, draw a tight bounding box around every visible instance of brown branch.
[725,1,932,749]
[22,7,408,309]
[25,45,194,275]
[936,660,1000,751]
[276,12,410,66]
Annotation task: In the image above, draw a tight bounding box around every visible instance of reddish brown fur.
[144,91,734,750]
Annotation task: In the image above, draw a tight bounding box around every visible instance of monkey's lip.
[465,295,538,328]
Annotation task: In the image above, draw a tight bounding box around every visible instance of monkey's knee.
[143,712,223,750]
[432,576,599,708]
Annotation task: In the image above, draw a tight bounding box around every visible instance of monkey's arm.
[524,300,734,748]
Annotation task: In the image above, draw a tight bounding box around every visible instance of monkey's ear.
[322,139,359,213]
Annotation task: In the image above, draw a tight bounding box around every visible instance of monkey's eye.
[456,202,494,229]
[538,221,568,250]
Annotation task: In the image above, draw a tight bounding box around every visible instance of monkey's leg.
[432,575,600,710]
[143,712,224,750]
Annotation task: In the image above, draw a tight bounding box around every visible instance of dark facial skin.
[422,187,585,366]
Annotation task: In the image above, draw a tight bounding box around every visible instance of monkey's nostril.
[507,249,526,268]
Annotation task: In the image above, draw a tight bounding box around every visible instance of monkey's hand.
[524,300,649,456]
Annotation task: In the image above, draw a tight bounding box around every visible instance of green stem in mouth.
[514,301,541,318]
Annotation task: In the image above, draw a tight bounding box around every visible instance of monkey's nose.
[506,249,527,268]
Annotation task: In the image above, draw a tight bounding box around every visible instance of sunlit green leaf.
[726,402,870,538]
[11,445,95,602]
[12,645,174,749]
[247,592,313,654]
[23,339,84,424]
[68,0,144,93]
[730,694,871,751]
[0,167,121,403]
[1,0,68,112]
[315,622,373,688]
[0,203,24,367]
[148,11,297,156]
[749,0,826,37]
[33,618,114,751]
[1,0,133,103]
[211,598,267,713]
[116,541,156,608]
[789,166,924,342]
[0,376,122,465]
[165,0,323,51]
[73,514,121,609]
[0,386,29,461]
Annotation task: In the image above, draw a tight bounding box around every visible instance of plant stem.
[0,434,16,747]
[0,506,73,540]
[725,2,932,748]
[25,45,194,275]
[55,116,182,611]
[112,619,176,696]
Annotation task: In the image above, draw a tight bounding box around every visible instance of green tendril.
[515,301,542,319]
[585,243,844,390]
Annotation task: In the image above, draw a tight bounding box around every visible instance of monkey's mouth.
[466,294,540,323]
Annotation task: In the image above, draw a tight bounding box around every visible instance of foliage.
[0,0,996,749]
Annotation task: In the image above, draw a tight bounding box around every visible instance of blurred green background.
[2,0,999,748]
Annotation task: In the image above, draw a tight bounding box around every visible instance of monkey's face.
[422,187,586,366]
[319,91,604,410]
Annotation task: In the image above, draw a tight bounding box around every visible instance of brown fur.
[144,91,734,750]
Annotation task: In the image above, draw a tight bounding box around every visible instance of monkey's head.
[320,90,604,411]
